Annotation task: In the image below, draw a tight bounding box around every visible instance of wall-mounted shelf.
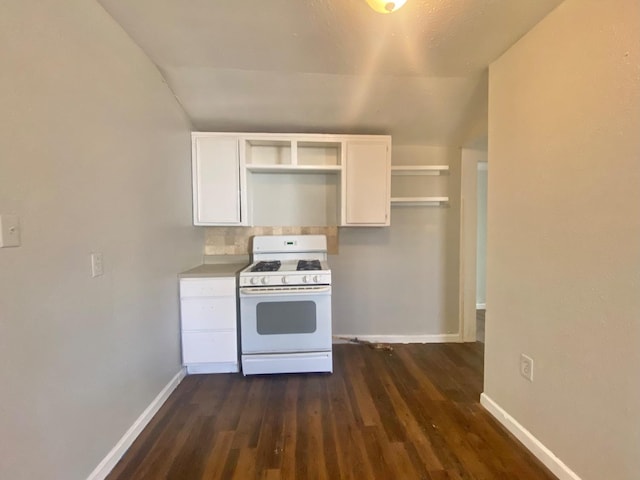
[391,165,449,175]
[246,164,342,174]
[391,196,449,206]
[390,163,449,207]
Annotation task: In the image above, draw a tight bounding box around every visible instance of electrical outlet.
[90,252,104,277]
[520,354,534,381]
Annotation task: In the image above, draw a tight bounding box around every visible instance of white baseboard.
[333,333,461,344]
[476,303,486,309]
[480,393,581,480]
[87,368,186,480]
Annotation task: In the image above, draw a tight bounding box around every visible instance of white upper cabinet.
[192,134,242,225]
[343,138,391,226]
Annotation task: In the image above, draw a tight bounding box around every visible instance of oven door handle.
[240,286,331,296]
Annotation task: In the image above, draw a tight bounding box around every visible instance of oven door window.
[256,301,317,335]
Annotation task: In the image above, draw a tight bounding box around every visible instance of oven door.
[239,285,332,354]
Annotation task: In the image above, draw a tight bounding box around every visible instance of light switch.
[90,252,104,277]
[0,215,21,247]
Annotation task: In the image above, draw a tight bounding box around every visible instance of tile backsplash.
[204,226,339,255]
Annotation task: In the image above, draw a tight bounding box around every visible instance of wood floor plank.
[200,430,235,480]
[279,376,299,479]
[342,347,382,428]
[107,344,557,480]
[319,376,341,480]
[395,346,446,401]
[164,414,216,479]
[375,352,445,471]
[230,447,257,480]
[295,375,329,480]
[253,377,286,473]
[231,377,269,449]
[361,354,407,442]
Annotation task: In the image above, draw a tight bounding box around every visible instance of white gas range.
[239,235,333,375]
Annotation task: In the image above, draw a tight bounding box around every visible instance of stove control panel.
[240,273,331,287]
[302,275,321,284]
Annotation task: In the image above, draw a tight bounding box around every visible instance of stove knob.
[302,275,310,284]
[261,276,270,285]
[313,275,319,283]
[282,276,289,284]
[250,277,259,285]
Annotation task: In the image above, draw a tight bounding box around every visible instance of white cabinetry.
[192,134,243,225]
[180,277,239,374]
[343,139,391,226]
[191,132,392,227]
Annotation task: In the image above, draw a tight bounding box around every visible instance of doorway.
[459,147,487,343]
[475,161,488,342]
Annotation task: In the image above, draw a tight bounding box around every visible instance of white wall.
[331,145,461,339]
[0,1,202,479]
[485,0,640,478]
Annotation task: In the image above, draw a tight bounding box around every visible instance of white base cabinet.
[180,277,239,374]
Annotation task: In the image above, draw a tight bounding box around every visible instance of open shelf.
[297,141,342,167]
[245,138,292,166]
[391,165,449,175]
[391,196,449,206]
[246,164,342,173]
[390,163,449,207]
[245,137,343,170]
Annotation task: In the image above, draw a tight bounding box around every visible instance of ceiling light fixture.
[365,0,407,14]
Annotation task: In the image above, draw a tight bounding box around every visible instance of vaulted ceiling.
[97,0,564,145]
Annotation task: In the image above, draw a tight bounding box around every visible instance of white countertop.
[179,263,248,278]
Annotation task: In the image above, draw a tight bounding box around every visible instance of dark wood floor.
[107,344,555,479]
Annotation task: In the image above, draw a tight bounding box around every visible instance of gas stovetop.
[239,235,331,287]
[240,259,331,287]
[250,261,281,272]
[250,259,323,272]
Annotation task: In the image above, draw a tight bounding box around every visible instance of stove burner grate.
[297,259,321,271]
[251,261,281,272]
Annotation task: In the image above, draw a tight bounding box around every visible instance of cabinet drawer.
[180,277,236,297]
[180,297,236,331]
[182,331,237,365]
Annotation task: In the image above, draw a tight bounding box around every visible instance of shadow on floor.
[476,308,485,343]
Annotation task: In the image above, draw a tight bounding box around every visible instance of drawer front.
[180,277,236,298]
[181,297,237,331]
[182,331,237,364]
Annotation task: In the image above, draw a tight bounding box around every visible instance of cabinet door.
[182,331,237,364]
[180,277,236,298]
[344,140,390,225]
[192,136,241,225]
[180,297,237,331]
